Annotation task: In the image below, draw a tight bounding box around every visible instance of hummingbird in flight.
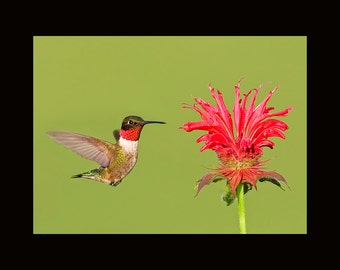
[47,115,166,186]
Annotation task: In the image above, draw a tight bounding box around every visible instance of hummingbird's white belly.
[119,137,138,176]
[119,138,139,154]
[106,137,139,184]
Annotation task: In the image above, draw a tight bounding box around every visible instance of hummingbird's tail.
[71,168,103,179]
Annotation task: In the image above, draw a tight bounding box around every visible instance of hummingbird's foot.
[110,180,122,187]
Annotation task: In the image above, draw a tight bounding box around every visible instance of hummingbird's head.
[120,115,166,141]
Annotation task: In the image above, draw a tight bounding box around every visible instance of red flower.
[180,79,293,200]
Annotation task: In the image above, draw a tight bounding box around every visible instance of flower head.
[180,79,293,203]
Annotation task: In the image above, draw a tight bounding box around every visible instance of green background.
[34,36,306,234]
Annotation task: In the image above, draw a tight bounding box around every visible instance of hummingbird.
[47,115,166,186]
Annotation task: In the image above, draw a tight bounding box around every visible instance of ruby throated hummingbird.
[47,115,166,186]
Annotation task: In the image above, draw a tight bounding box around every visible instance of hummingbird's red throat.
[120,127,143,141]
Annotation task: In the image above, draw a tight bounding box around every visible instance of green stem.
[236,183,247,234]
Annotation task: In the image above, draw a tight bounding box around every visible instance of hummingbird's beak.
[143,120,166,125]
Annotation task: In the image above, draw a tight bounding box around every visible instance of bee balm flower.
[180,79,293,204]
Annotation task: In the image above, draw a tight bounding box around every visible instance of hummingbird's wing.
[47,131,112,167]
[113,129,120,142]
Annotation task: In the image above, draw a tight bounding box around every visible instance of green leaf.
[194,173,224,197]
[259,177,284,190]
[243,183,253,194]
[221,182,253,206]
[259,177,282,190]
[258,171,290,191]
[221,183,236,206]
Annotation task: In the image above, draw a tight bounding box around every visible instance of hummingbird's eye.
[128,120,134,125]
